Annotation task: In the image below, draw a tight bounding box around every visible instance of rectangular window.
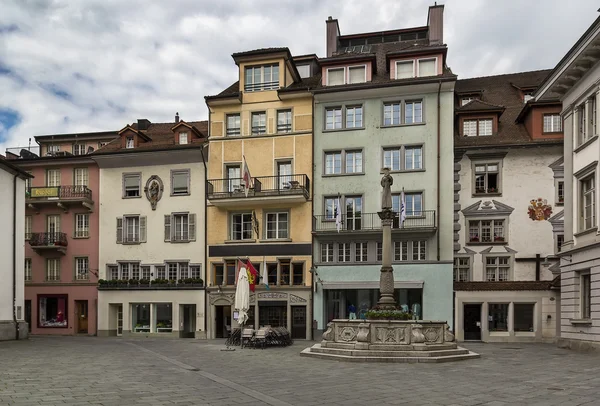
[376,242,383,262]
[121,263,130,280]
[46,258,60,281]
[72,144,86,155]
[123,173,141,197]
[123,215,141,243]
[463,120,478,137]
[394,241,408,261]
[345,196,363,231]
[404,146,422,170]
[557,234,564,254]
[171,170,189,195]
[464,119,492,136]
[321,243,334,262]
[155,266,166,280]
[46,169,61,187]
[413,240,426,261]
[325,152,342,175]
[383,102,401,126]
[326,68,345,86]
[75,213,89,238]
[405,101,423,124]
[74,168,89,187]
[469,219,505,243]
[346,105,363,128]
[383,148,401,171]
[190,265,201,279]
[226,114,241,136]
[292,263,304,286]
[453,257,470,282]
[167,263,178,280]
[581,174,596,230]
[25,215,32,240]
[131,263,141,280]
[24,258,32,282]
[141,266,151,280]
[558,180,565,204]
[355,242,368,262]
[543,114,562,133]
[581,273,591,319]
[474,163,500,194]
[267,263,278,285]
[108,265,118,281]
[296,64,310,78]
[348,66,366,84]
[172,213,190,241]
[345,150,363,173]
[280,260,291,285]
[47,144,59,155]
[251,112,266,135]
[514,304,534,332]
[75,257,89,280]
[488,304,508,332]
[154,303,173,333]
[485,256,510,281]
[395,61,414,79]
[178,132,188,145]
[126,137,134,149]
[38,295,67,328]
[338,243,351,262]
[277,110,292,133]
[405,193,423,216]
[417,59,436,77]
[325,107,343,130]
[245,64,279,91]
[324,197,337,219]
[579,103,587,145]
[231,213,253,240]
[131,303,150,332]
[479,119,493,136]
[226,165,241,192]
[266,212,288,239]
[592,97,598,137]
[461,97,473,106]
[214,264,224,285]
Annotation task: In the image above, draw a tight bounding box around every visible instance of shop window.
[154,303,173,333]
[514,304,534,332]
[267,263,278,286]
[38,295,68,328]
[292,263,304,286]
[214,264,224,285]
[132,303,150,333]
[226,261,236,285]
[488,303,508,332]
[280,260,291,285]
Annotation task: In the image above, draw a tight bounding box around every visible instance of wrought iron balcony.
[29,232,68,254]
[27,185,93,212]
[313,211,437,234]
[207,174,309,206]
[244,81,279,92]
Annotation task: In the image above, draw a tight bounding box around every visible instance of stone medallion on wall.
[528,198,552,221]
[144,175,164,210]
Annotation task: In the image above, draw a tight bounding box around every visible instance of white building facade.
[535,16,600,350]
[93,119,208,338]
[0,158,31,340]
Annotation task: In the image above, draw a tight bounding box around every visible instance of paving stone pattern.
[1,337,600,405]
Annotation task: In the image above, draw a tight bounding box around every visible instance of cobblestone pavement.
[2,337,600,406]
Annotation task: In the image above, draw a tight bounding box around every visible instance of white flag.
[242,155,252,198]
[335,196,342,232]
[400,191,407,227]
[262,256,270,290]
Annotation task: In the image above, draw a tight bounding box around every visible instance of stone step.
[300,345,480,363]
[311,346,470,358]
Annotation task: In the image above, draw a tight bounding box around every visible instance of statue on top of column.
[381,168,393,210]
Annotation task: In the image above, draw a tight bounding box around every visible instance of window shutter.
[116,217,123,243]
[140,216,147,242]
[164,215,171,242]
[189,214,196,241]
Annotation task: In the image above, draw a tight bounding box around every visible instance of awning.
[320,281,424,290]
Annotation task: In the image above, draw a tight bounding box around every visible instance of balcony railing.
[207,174,310,200]
[29,232,68,248]
[313,211,436,233]
[244,81,279,92]
[98,278,204,290]
[27,185,92,200]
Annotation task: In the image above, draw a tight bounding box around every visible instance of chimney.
[326,16,340,57]
[175,112,180,123]
[427,4,444,45]
[137,119,151,131]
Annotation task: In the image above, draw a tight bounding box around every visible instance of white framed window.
[404,146,422,170]
[326,68,345,86]
[231,213,253,241]
[543,114,562,133]
[126,136,134,149]
[164,213,196,242]
[46,169,61,187]
[461,97,473,106]
[226,114,241,136]
[46,258,60,281]
[592,97,597,137]
[355,242,368,262]
[464,119,492,136]
[474,163,500,194]
[376,242,383,262]
[346,105,363,128]
[116,215,146,244]
[251,112,266,135]
[581,174,596,230]
[324,197,337,219]
[556,234,565,254]
[338,243,351,262]
[75,257,89,280]
[485,256,511,281]
[405,101,423,124]
[578,102,588,145]
[179,132,188,145]
[141,266,151,280]
[383,102,401,125]
[296,64,310,78]
[348,66,366,84]
[395,60,415,79]
[108,265,119,280]
[413,240,426,261]
[453,257,470,282]
[581,272,591,319]
[155,266,166,280]
[345,196,363,231]
[24,258,32,282]
[383,148,401,171]
[325,152,342,175]
[417,58,436,77]
[225,165,241,192]
[345,150,363,173]
[277,110,292,133]
[171,170,190,196]
[266,212,289,239]
[25,215,32,240]
[123,173,141,198]
[75,213,89,238]
[325,150,362,175]
[394,241,408,261]
[74,168,89,187]
[47,145,59,155]
[557,180,565,204]
[190,265,201,279]
[469,219,506,243]
[405,193,423,216]
[245,64,279,91]
[321,243,334,262]
[325,107,343,130]
[165,262,189,280]
[72,144,86,155]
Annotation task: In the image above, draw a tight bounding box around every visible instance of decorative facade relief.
[337,326,358,342]
[411,324,426,343]
[144,175,164,210]
[374,327,406,344]
[290,294,307,303]
[322,323,334,341]
[257,292,288,300]
[209,293,234,305]
[528,198,553,221]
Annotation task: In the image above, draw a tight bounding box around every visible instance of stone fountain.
[301,170,479,363]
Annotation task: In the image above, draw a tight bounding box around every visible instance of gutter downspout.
[202,119,210,339]
[13,173,19,340]
[535,254,541,281]
[437,80,442,262]
[309,92,315,341]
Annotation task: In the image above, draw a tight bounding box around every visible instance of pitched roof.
[456,98,505,114]
[0,156,34,179]
[454,281,553,291]
[93,120,208,155]
[231,47,290,58]
[454,69,563,148]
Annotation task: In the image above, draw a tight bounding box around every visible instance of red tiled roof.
[454,281,553,291]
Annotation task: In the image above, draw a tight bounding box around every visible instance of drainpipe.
[535,254,541,281]
[436,80,442,262]
[13,173,20,340]
[202,127,210,338]
[309,93,315,341]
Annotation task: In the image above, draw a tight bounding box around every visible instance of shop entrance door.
[75,300,88,334]
[291,306,306,339]
[464,304,482,341]
[215,305,231,338]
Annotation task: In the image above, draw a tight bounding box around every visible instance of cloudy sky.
[1,0,598,152]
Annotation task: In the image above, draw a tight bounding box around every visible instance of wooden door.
[75,300,88,334]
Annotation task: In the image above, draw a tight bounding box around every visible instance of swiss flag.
[245,259,259,292]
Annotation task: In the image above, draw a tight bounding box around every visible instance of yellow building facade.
[204,49,316,340]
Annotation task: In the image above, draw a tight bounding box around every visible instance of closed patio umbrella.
[234,265,250,327]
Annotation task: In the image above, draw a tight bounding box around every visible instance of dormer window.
[326,65,367,86]
[461,97,473,106]
[395,58,439,79]
[126,136,134,149]
[417,59,436,77]
[179,132,188,145]
[464,119,492,137]
[245,64,279,92]
[297,64,310,78]
[396,61,414,79]
[348,66,366,84]
[327,68,345,86]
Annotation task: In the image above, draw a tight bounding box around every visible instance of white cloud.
[0,0,599,152]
